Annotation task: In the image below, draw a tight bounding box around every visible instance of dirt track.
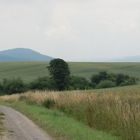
[0,106,53,140]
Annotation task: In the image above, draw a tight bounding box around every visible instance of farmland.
[0,62,140,140]
[0,62,140,82]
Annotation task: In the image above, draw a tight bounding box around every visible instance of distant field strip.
[0,62,140,82]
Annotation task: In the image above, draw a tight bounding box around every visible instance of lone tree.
[48,58,70,91]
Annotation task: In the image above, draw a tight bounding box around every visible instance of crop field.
[0,62,140,82]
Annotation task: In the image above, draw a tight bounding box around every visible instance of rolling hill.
[0,48,53,62]
[0,62,139,82]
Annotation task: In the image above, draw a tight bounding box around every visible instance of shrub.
[116,74,138,86]
[1,78,26,94]
[91,71,109,86]
[69,76,92,90]
[42,99,56,109]
[116,74,127,86]
[91,74,101,85]
[96,80,116,89]
[0,83,3,94]
[29,77,54,90]
[91,71,138,88]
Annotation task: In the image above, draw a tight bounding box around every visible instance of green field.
[0,62,140,82]
[0,62,140,140]
[1,88,140,140]
[5,102,119,140]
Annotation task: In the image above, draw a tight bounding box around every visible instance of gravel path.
[0,106,53,140]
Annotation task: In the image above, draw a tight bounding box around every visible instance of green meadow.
[0,62,140,82]
[0,62,140,140]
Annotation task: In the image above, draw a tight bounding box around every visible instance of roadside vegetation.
[3,101,119,140]
[1,88,140,140]
[0,112,5,137]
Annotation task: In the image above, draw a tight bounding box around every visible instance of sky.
[0,0,140,61]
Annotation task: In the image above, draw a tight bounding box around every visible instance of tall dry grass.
[1,90,140,140]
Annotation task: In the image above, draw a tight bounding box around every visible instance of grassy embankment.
[1,86,140,140]
[0,62,140,82]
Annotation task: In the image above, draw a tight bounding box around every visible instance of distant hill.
[108,55,140,62]
[0,48,53,62]
[117,56,140,62]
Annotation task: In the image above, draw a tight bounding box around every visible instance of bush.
[96,80,116,89]
[29,77,54,90]
[0,83,3,94]
[42,99,56,109]
[0,70,138,95]
[91,71,138,88]
[116,74,127,86]
[91,71,109,85]
[69,76,92,90]
[91,74,101,85]
[116,74,137,86]
[1,78,26,94]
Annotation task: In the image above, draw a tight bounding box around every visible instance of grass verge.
[0,112,5,137]
[3,101,120,140]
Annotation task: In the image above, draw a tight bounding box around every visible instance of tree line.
[0,59,138,95]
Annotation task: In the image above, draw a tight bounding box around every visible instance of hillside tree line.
[0,59,138,95]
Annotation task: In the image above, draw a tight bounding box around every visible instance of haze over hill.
[0,48,140,62]
[0,48,53,62]
[113,56,140,62]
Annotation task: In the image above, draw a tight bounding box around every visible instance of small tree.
[48,59,70,91]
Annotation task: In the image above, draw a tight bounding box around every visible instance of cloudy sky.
[0,0,140,61]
